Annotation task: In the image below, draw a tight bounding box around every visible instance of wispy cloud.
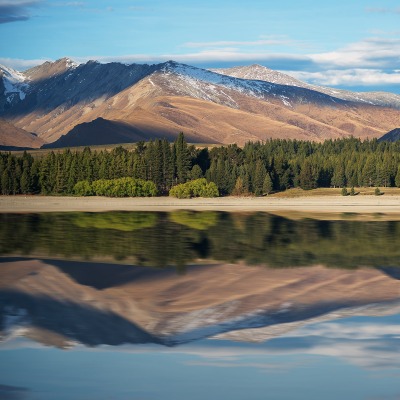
[0,0,43,23]
[0,56,51,70]
[1,37,400,89]
[183,39,301,48]
[289,69,400,87]
[55,1,85,7]
[310,38,400,69]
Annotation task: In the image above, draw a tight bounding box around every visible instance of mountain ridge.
[212,64,400,109]
[1,59,400,148]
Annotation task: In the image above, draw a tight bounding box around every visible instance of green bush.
[75,178,157,197]
[341,187,348,196]
[169,178,219,198]
[73,180,94,196]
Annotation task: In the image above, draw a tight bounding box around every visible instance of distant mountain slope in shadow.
[42,117,159,148]
[378,127,400,142]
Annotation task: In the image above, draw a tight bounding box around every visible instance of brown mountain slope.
[0,118,44,149]
[40,72,399,146]
[2,60,400,146]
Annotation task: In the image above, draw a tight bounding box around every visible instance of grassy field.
[7,142,221,157]
[270,187,400,197]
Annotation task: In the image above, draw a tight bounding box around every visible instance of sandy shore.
[1,195,400,219]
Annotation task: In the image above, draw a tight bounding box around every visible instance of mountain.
[41,117,176,148]
[378,127,400,142]
[1,59,400,147]
[0,118,43,150]
[213,64,400,109]
[0,64,29,112]
[1,258,400,348]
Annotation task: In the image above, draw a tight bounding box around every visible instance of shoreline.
[1,195,400,219]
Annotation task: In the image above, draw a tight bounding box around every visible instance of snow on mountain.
[157,61,338,109]
[161,61,271,101]
[212,64,305,87]
[0,64,29,103]
[213,64,400,109]
[1,58,400,147]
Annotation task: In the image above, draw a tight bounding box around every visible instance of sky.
[1,0,400,93]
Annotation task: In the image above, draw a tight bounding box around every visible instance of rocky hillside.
[1,59,400,148]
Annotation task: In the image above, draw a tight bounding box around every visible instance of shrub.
[73,180,93,196]
[169,178,219,198]
[341,187,348,196]
[375,187,381,196]
[78,177,157,197]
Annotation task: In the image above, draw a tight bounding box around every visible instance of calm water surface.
[0,211,399,399]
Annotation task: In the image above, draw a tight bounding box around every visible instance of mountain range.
[1,58,400,149]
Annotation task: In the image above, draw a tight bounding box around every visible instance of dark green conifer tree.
[174,132,191,184]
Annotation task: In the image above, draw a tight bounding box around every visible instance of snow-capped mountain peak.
[0,64,29,103]
[211,64,306,87]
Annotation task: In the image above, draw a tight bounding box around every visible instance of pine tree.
[331,162,346,188]
[1,169,11,195]
[299,160,317,190]
[362,155,376,187]
[190,164,203,180]
[20,169,30,194]
[174,133,191,184]
[162,139,174,192]
[253,160,267,196]
[395,165,400,188]
[232,176,246,196]
[263,174,273,195]
[152,139,164,192]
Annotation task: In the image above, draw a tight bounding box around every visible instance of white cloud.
[71,50,311,66]
[1,37,400,89]
[288,69,400,87]
[311,38,400,69]
[0,56,51,70]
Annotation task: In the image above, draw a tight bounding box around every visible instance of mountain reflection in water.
[1,211,400,400]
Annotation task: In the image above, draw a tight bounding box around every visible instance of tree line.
[2,211,400,269]
[1,133,400,196]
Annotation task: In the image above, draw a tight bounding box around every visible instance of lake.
[0,211,399,399]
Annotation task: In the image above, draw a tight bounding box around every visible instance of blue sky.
[1,0,400,92]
